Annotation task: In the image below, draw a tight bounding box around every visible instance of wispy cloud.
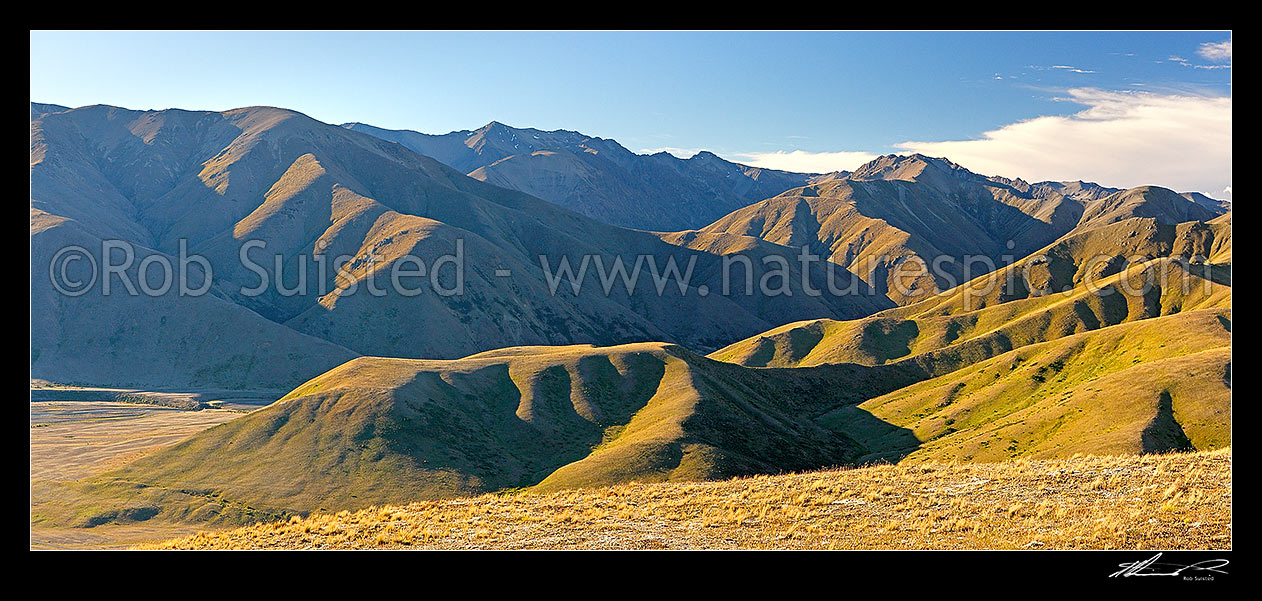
[1198,40,1232,62]
[1168,46,1230,70]
[1049,65,1096,74]
[1026,64,1095,74]
[727,150,880,173]
[895,88,1231,197]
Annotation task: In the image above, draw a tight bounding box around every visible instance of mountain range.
[346,120,1225,306]
[342,121,829,231]
[695,155,1225,305]
[29,102,1230,530]
[31,104,884,389]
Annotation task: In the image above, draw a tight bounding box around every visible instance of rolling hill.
[818,308,1230,464]
[37,304,1229,530]
[711,216,1231,368]
[36,342,875,525]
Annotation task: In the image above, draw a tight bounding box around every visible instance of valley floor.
[146,449,1230,550]
[30,395,265,549]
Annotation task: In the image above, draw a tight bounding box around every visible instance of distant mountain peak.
[687,150,724,162]
[474,120,588,140]
[477,120,514,134]
[30,102,71,119]
[346,120,823,230]
[850,153,976,184]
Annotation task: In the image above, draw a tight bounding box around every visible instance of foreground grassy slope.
[35,343,868,527]
[712,217,1230,369]
[144,449,1231,550]
[38,309,1229,531]
[819,309,1230,464]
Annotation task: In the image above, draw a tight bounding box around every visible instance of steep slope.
[30,104,362,388]
[31,104,886,387]
[1073,186,1223,235]
[696,154,1227,306]
[1208,211,1232,263]
[820,309,1231,464]
[695,155,1076,305]
[887,217,1231,319]
[1025,180,1119,202]
[712,217,1230,368]
[31,102,70,119]
[30,209,358,388]
[344,121,817,230]
[1182,191,1232,214]
[40,343,867,525]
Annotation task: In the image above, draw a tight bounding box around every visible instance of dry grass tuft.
[143,449,1230,550]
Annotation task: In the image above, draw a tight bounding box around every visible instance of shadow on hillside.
[815,403,922,465]
[1141,391,1194,454]
[737,360,926,465]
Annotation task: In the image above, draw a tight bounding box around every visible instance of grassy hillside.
[891,217,1231,318]
[36,308,1229,531]
[143,449,1231,550]
[34,343,867,527]
[819,309,1231,463]
[712,217,1230,369]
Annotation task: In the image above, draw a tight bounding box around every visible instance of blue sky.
[30,31,1232,196]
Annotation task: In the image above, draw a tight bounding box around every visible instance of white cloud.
[895,88,1231,196]
[727,150,880,173]
[1049,65,1096,74]
[1198,40,1232,62]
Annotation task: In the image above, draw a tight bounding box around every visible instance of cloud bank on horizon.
[729,150,881,174]
[729,87,1232,199]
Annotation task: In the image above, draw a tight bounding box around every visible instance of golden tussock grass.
[143,448,1230,550]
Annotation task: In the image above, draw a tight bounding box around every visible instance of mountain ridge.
[343,120,823,230]
[31,103,886,389]
[695,153,1226,305]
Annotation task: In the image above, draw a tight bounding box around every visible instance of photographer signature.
[1110,553,1229,578]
